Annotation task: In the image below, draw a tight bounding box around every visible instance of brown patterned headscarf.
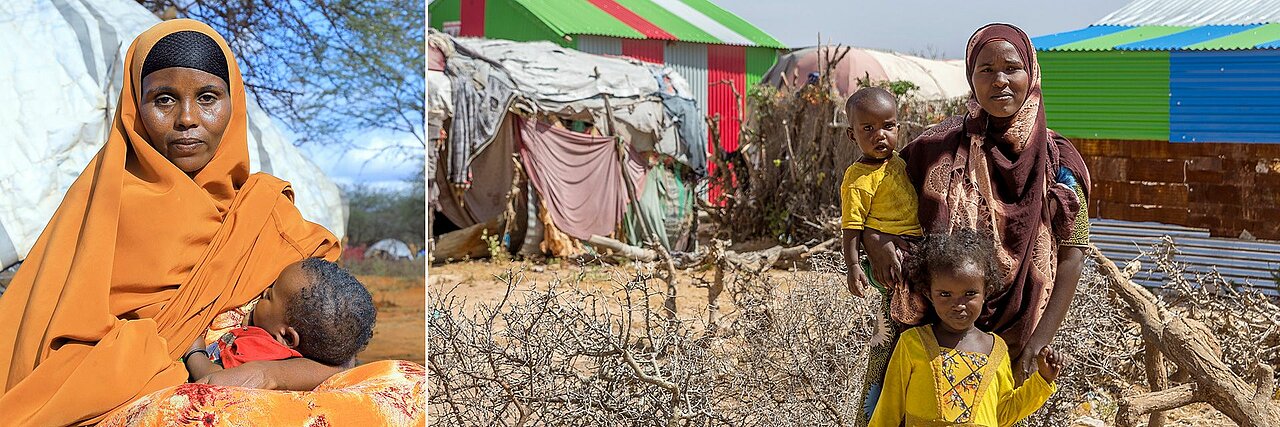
[899,23,1090,358]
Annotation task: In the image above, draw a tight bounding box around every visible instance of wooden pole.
[601,93,657,246]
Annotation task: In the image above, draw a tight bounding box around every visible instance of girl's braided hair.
[906,228,1003,297]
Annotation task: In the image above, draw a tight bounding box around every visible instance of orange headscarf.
[0,19,339,426]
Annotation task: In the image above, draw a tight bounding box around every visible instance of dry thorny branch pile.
[426,236,1280,426]
[704,45,966,244]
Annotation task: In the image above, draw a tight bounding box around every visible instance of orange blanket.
[0,19,339,426]
[100,360,426,427]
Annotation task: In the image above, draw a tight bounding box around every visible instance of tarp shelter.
[365,239,413,260]
[1029,0,1280,239]
[429,30,701,255]
[429,0,786,159]
[0,0,347,269]
[761,46,970,101]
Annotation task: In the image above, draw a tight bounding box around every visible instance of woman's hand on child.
[1036,346,1065,383]
[189,336,205,354]
[194,362,279,389]
[863,230,905,289]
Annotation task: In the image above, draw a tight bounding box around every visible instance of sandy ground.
[429,258,1242,427]
[357,274,427,365]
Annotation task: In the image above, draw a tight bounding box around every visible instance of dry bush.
[428,258,870,426]
[429,248,1142,426]
[1140,237,1280,376]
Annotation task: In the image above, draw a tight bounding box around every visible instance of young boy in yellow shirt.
[838,87,924,426]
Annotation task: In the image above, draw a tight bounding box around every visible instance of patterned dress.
[868,326,1056,427]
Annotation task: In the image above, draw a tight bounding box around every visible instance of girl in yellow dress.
[869,229,1065,427]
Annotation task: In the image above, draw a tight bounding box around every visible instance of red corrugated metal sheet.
[461,0,485,37]
[621,38,665,63]
[707,44,744,204]
[708,44,744,153]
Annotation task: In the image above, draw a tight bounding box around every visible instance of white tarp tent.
[0,0,347,268]
[455,37,668,145]
[762,46,970,101]
[365,238,412,260]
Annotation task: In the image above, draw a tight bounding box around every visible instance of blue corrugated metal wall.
[1170,50,1280,143]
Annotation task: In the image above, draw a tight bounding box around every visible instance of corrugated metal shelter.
[428,0,786,160]
[1029,0,1280,240]
[1033,22,1280,143]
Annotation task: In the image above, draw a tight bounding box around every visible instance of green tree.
[343,163,425,247]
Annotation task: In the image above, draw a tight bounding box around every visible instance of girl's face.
[927,262,986,334]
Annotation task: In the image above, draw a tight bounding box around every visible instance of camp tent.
[0,0,347,269]
[365,239,414,260]
[429,30,701,257]
[761,46,970,100]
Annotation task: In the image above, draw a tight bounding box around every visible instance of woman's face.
[139,67,231,174]
[970,40,1029,118]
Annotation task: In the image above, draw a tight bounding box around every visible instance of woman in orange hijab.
[0,19,343,426]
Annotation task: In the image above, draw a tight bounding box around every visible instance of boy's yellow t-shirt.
[839,155,923,237]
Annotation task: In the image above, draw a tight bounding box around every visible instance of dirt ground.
[427,257,781,326]
[429,258,1242,427]
[356,272,427,366]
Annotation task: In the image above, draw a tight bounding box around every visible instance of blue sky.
[301,132,422,191]
[714,0,1124,58]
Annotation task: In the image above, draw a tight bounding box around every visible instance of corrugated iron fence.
[1091,219,1280,296]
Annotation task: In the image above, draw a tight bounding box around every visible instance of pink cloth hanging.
[517,117,646,241]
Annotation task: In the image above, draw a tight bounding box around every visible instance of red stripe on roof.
[587,0,676,40]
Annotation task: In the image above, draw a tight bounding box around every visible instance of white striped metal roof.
[1096,0,1280,26]
[648,0,756,46]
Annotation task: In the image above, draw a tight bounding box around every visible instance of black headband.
[141,30,229,84]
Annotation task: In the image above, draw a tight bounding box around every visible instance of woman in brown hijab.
[0,19,342,426]
[863,23,1092,386]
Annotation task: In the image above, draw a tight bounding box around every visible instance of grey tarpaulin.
[444,36,519,185]
[659,93,707,178]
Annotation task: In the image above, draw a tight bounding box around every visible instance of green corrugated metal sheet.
[615,0,720,44]
[678,0,786,48]
[1039,51,1170,140]
[1050,26,1190,51]
[487,0,582,46]
[514,0,646,41]
[1186,23,1280,50]
[745,46,776,89]
[428,0,460,30]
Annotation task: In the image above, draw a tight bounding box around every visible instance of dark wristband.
[183,349,209,364]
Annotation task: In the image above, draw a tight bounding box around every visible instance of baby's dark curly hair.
[906,228,1004,297]
[286,258,377,366]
